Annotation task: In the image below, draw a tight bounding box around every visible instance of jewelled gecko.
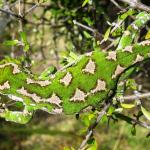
[0,12,150,124]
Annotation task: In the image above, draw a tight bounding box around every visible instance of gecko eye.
[75,113,80,120]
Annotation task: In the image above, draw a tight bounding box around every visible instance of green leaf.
[39,66,57,80]
[114,108,123,113]
[120,9,135,20]
[83,31,92,39]
[131,126,136,136]
[82,114,90,126]
[88,113,95,120]
[141,106,150,121]
[100,114,108,123]
[69,51,78,60]
[83,17,94,26]
[20,31,27,43]
[15,102,24,108]
[145,30,150,39]
[80,112,96,127]
[3,40,18,46]
[114,113,132,124]
[121,103,136,109]
[107,106,115,115]
[82,0,90,7]
[87,139,97,150]
[19,31,30,52]
[38,0,49,3]
[111,26,123,37]
[104,27,111,41]
[126,79,137,90]
[24,44,30,52]
[112,9,135,37]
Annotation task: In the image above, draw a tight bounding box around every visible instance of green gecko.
[0,12,150,124]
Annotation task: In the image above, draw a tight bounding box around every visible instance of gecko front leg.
[0,106,33,124]
[115,67,137,104]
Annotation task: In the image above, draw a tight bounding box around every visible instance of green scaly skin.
[0,12,150,124]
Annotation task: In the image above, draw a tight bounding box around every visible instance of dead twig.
[110,0,124,10]
[73,20,114,42]
[115,113,150,129]
[0,7,23,20]
[121,92,150,101]
[78,102,111,150]
[118,0,150,12]
[24,2,39,16]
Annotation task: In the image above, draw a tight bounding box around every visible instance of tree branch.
[118,0,150,12]
[73,20,96,33]
[78,102,111,150]
[24,3,39,15]
[79,90,150,149]
[0,8,23,20]
[0,7,65,27]
[115,113,150,129]
[121,92,150,101]
[73,20,114,42]
[110,0,124,10]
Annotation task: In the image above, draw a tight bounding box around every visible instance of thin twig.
[40,18,46,59]
[134,119,150,129]
[116,113,150,129]
[20,1,50,7]
[53,32,60,68]
[110,0,124,10]
[104,42,115,51]
[10,31,15,58]
[0,8,64,27]
[0,8,23,19]
[9,0,20,8]
[73,20,95,33]
[118,0,150,12]
[79,91,150,149]
[0,7,67,27]
[73,20,114,42]
[24,2,39,15]
[122,92,150,101]
[18,0,21,16]
[18,0,23,32]
[78,102,111,150]
[23,0,25,16]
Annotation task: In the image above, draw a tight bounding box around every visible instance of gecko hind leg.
[115,67,137,103]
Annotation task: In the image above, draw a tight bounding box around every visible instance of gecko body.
[0,12,150,124]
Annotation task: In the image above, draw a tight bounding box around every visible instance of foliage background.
[0,0,150,149]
